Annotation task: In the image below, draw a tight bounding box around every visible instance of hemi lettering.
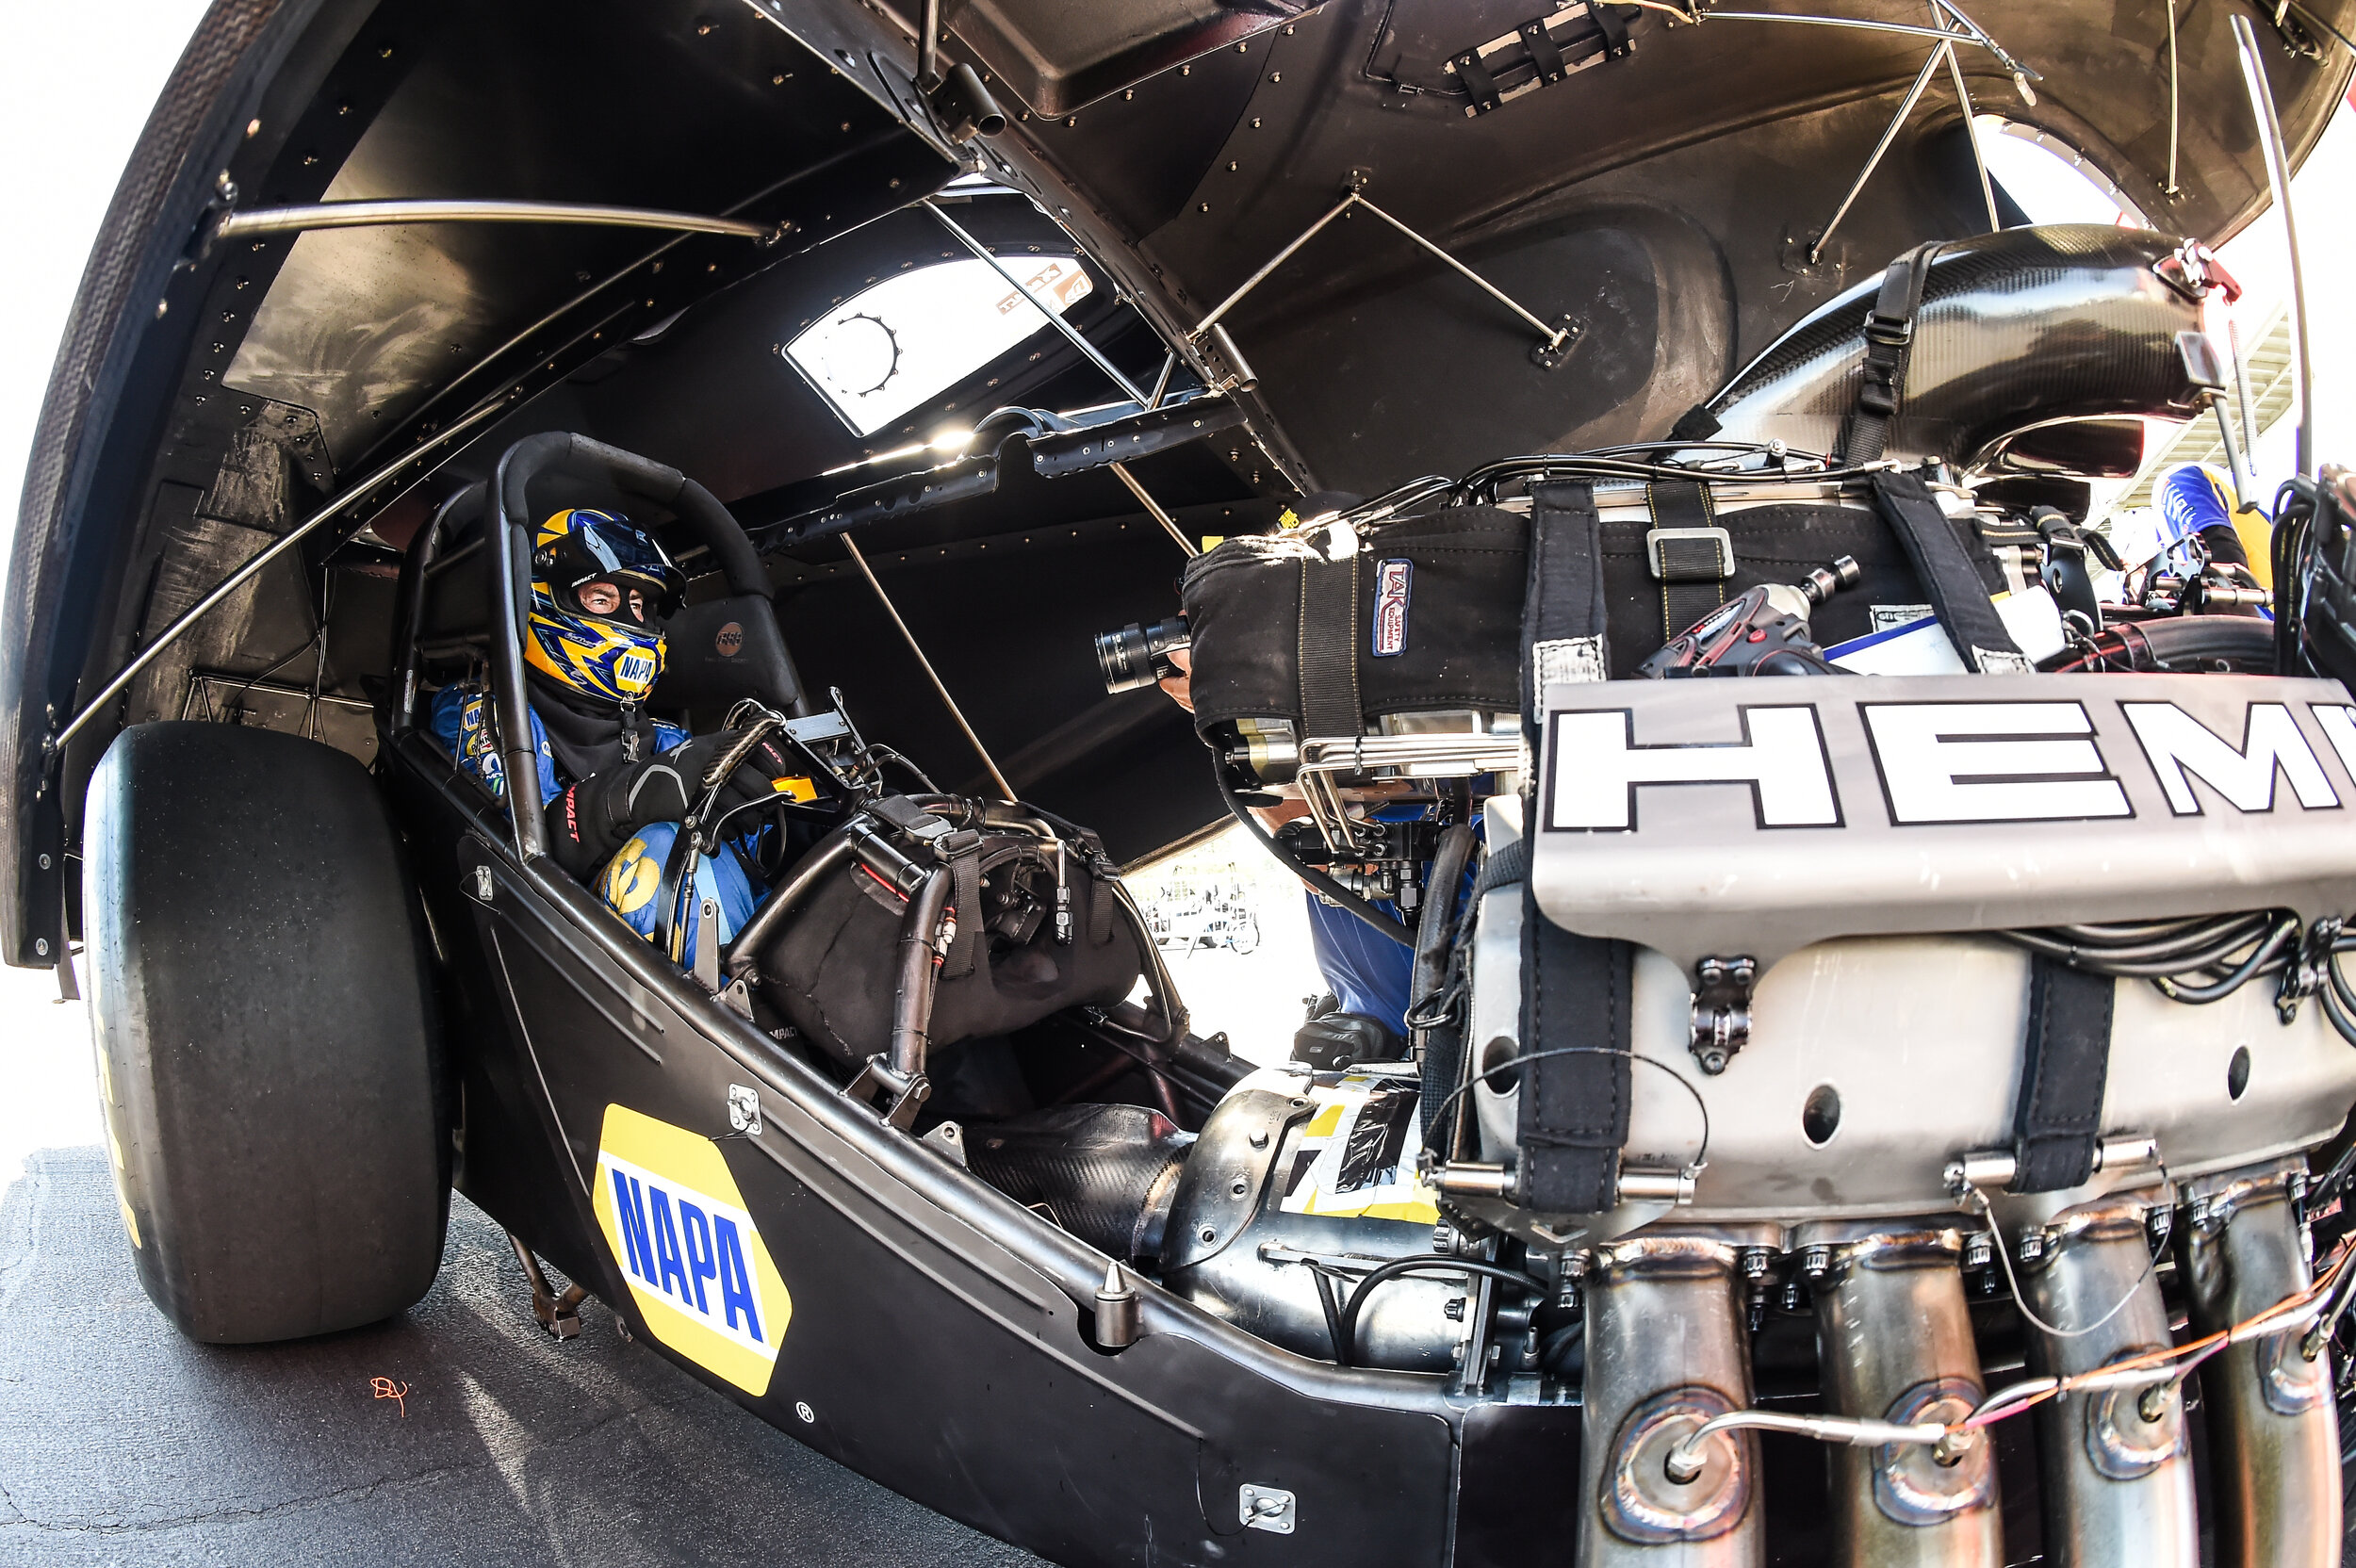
[1864,702,2130,824]
[2315,706,2356,783]
[2122,702,2337,815]
[1546,706,1838,830]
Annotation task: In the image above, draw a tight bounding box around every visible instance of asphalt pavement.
[0,1143,1045,1568]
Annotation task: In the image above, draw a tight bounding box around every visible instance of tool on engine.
[1096,614,1191,694]
[1636,555,1860,678]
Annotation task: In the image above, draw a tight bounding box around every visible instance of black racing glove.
[545,729,810,880]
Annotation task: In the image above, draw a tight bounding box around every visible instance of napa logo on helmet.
[525,508,681,705]
[592,1103,792,1395]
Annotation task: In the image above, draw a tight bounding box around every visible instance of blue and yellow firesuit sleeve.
[432,684,748,964]
[598,823,759,962]
[428,684,564,804]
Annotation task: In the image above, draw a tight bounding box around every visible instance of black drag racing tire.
[82,722,447,1344]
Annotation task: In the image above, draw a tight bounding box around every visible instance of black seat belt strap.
[1870,471,2032,673]
[653,820,701,966]
[1645,481,1732,643]
[939,831,984,980]
[1521,482,1610,721]
[2009,959,2116,1192]
[1519,882,1632,1213]
[1298,548,1363,739]
[1515,480,1632,1214]
[1841,241,1941,466]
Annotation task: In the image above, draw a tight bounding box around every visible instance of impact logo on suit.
[592,1103,792,1395]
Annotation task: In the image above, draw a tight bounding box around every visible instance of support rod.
[2165,0,2184,197]
[49,394,513,754]
[1109,463,1196,556]
[918,0,941,88]
[1189,193,1358,341]
[1936,2,2000,233]
[922,199,1149,405]
[2233,14,2315,482]
[215,199,782,244]
[1191,191,1565,351]
[1811,41,1950,264]
[843,536,1015,800]
[1352,196,1567,347]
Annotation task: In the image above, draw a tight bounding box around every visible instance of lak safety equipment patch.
[592,1102,793,1395]
[1371,558,1413,658]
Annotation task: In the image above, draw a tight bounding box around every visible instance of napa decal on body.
[592,1103,791,1395]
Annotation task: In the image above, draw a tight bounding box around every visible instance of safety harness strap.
[653,819,700,967]
[940,833,984,980]
[1645,481,1731,643]
[1298,547,1364,740]
[1521,482,1610,719]
[1870,471,2031,673]
[1516,480,1632,1213]
[1519,882,1633,1213]
[2010,959,2117,1192]
[1841,241,1941,466]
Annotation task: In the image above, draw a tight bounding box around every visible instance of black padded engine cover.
[757,830,1143,1068]
[1178,496,2010,729]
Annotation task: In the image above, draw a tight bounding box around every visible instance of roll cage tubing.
[485,432,817,860]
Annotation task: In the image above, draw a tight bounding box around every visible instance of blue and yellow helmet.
[524,508,685,706]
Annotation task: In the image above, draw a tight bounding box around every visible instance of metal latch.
[1238,1484,1296,1535]
[1689,956,1756,1075]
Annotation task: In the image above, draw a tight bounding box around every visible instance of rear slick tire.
[82,722,447,1344]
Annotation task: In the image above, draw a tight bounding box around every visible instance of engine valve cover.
[1532,672,2356,969]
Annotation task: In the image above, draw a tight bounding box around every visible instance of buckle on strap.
[1646,525,1732,581]
[1864,312,1913,348]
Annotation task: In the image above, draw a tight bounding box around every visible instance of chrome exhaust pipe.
[1581,1233,1762,1568]
[2180,1164,2339,1568]
[2014,1195,2198,1568]
[1803,1224,2000,1568]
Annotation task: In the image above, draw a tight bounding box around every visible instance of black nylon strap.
[1841,241,1940,466]
[1869,471,2029,672]
[1592,1,1632,57]
[940,837,983,980]
[1517,878,1632,1213]
[1521,18,1567,81]
[1453,48,1502,112]
[653,819,700,966]
[1515,476,1630,1214]
[1647,482,1729,642]
[2010,958,2116,1192]
[1521,482,1609,723]
[1299,550,1363,738]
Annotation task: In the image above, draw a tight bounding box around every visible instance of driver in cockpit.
[430,506,796,963]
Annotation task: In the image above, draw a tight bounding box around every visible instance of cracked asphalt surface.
[0,1146,1047,1568]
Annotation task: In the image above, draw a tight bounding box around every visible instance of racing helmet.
[524,508,685,705]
